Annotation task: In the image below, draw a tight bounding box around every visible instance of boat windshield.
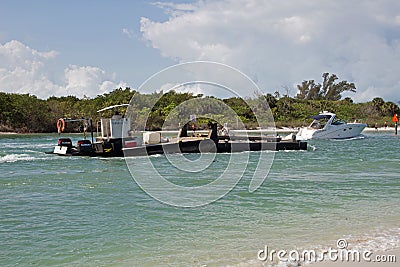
[331,117,347,125]
[310,116,331,129]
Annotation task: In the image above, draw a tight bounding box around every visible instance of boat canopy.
[310,114,332,120]
[97,104,129,113]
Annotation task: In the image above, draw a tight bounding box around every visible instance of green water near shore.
[1,133,399,266]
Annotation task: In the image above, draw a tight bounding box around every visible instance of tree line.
[0,73,399,133]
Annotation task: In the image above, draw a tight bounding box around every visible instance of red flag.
[392,114,399,123]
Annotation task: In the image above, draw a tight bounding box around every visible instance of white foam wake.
[0,154,37,163]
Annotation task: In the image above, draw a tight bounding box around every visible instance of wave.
[346,227,400,252]
[2,142,53,149]
[308,144,317,151]
[0,154,37,163]
[0,153,55,163]
[331,135,366,141]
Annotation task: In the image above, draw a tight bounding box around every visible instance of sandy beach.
[308,248,399,266]
[363,127,398,132]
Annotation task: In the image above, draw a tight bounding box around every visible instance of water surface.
[1,133,399,266]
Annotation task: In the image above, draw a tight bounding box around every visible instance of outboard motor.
[77,140,92,153]
[57,138,72,147]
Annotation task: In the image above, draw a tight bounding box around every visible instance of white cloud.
[122,28,134,39]
[158,82,206,96]
[151,1,198,17]
[140,0,400,102]
[0,40,59,97]
[0,40,126,99]
[63,65,126,97]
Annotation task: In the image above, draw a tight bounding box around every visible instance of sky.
[1,0,400,103]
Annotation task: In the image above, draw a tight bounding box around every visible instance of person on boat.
[221,125,230,136]
[191,123,196,136]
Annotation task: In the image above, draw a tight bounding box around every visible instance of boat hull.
[297,123,366,140]
[123,139,307,157]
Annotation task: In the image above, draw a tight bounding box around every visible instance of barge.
[49,105,307,157]
[123,123,307,157]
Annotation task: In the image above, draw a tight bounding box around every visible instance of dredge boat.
[296,111,367,140]
[49,104,307,157]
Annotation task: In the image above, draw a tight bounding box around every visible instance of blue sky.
[1,0,400,102]
[0,0,176,95]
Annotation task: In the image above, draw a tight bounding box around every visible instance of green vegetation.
[271,97,398,128]
[296,73,356,101]
[1,76,399,133]
[0,88,135,133]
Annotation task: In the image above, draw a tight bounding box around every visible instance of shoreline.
[363,127,398,132]
[0,127,397,135]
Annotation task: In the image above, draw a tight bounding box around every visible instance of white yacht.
[296,111,366,140]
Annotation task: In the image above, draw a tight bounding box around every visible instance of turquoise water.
[1,133,399,266]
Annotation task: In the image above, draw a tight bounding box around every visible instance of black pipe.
[209,122,218,144]
[90,118,94,144]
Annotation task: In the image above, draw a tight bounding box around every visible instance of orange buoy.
[392,114,398,123]
[57,118,65,134]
